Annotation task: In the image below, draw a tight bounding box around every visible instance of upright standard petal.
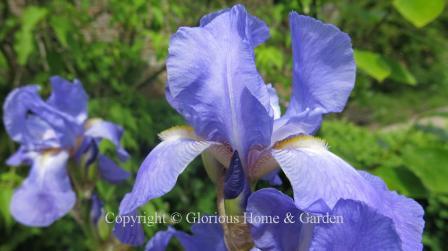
[287,12,355,115]
[10,151,75,227]
[166,4,273,159]
[247,188,310,251]
[273,13,355,140]
[3,85,80,149]
[119,127,213,215]
[47,76,88,124]
[199,4,270,47]
[272,136,379,210]
[310,199,401,251]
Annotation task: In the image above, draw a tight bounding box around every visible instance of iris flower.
[118,4,423,249]
[3,76,130,226]
[144,170,423,251]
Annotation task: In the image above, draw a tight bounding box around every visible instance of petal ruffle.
[310,199,401,251]
[166,4,273,159]
[47,76,88,124]
[199,4,270,47]
[360,171,424,251]
[10,151,75,227]
[119,128,213,215]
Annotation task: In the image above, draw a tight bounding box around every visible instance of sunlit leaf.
[50,16,72,47]
[354,49,391,82]
[402,146,448,194]
[255,46,285,70]
[14,6,48,65]
[372,166,427,198]
[393,0,445,28]
[385,58,417,85]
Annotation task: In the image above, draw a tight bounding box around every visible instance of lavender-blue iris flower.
[247,172,424,251]
[145,176,423,251]
[117,4,423,248]
[3,76,130,227]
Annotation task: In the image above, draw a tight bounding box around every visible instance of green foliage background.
[0,0,447,250]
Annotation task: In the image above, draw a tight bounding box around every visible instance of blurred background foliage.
[0,0,447,250]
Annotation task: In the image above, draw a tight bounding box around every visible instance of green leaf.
[255,46,284,70]
[402,146,448,194]
[49,16,72,47]
[384,58,417,85]
[14,6,48,65]
[393,0,445,28]
[354,49,391,82]
[372,166,427,198]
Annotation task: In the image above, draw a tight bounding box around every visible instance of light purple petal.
[90,193,103,224]
[47,76,88,124]
[145,227,176,251]
[272,110,322,142]
[166,4,273,159]
[287,12,355,115]
[3,85,80,149]
[10,151,75,227]
[6,146,35,166]
[359,171,424,251]
[84,120,129,161]
[199,4,270,47]
[175,222,227,251]
[272,141,379,210]
[310,199,401,251]
[119,137,213,215]
[273,13,355,141]
[247,188,311,251]
[113,211,145,246]
[98,154,130,184]
[267,84,281,120]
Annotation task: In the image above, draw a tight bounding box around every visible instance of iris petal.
[84,119,129,161]
[3,85,80,149]
[175,222,227,251]
[199,4,270,47]
[145,227,176,251]
[359,171,424,251]
[113,211,145,246]
[119,127,213,215]
[98,154,130,184]
[310,199,401,251]
[166,4,273,159]
[47,76,88,124]
[273,13,355,141]
[272,136,379,210]
[247,188,308,251]
[10,151,75,227]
